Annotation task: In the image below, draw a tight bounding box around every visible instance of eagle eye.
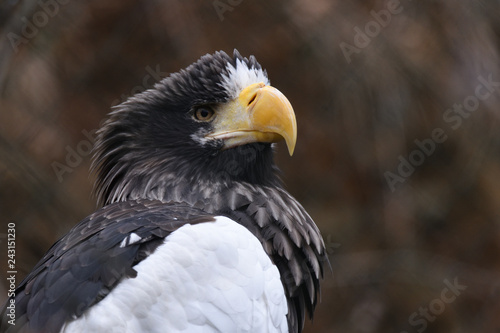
[194,107,215,122]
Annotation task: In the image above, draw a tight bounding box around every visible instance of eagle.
[1,50,328,333]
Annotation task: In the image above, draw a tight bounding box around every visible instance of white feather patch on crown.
[219,59,270,99]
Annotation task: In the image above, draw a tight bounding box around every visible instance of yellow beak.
[207,82,297,155]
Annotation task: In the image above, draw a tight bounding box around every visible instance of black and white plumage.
[1,50,328,333]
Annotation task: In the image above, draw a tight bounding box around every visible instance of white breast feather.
[61,216,288,333]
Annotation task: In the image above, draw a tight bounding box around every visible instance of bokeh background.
[1,1,500,332]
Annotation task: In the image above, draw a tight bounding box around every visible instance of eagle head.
[92,50,297,206]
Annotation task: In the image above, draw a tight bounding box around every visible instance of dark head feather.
[91,50,278,206]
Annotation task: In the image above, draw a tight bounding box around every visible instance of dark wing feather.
[0,200,214,333]
[215,184,328,333]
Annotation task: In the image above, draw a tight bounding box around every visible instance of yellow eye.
[194,107,215,122]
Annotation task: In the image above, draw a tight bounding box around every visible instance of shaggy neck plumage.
[91,111,283,206]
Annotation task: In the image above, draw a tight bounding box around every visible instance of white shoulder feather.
[61,216,288,333]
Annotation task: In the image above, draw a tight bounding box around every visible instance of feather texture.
[61,216,287,333]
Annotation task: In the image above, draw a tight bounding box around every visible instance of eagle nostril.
[248,93,257,106]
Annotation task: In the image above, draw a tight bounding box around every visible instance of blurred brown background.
[1,0,500,332]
